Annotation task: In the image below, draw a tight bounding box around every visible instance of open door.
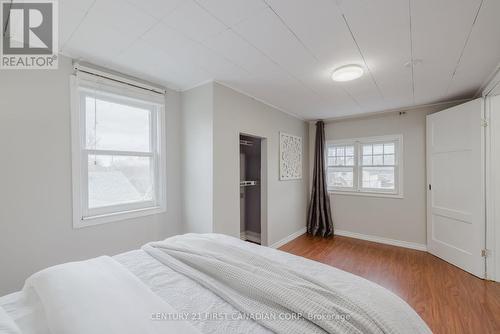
[426,99,486,278]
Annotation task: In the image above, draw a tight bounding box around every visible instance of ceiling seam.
[408,0,415,104]
[192,0,362,115]
[180,1,258,77]
[110,20,163,69]
[262,0,319,62]
[341,87,363,110]
[262,1,363,112]
[340,13,384,100]
[445,0,484,94]
[193,0,358,110]
[60,0,97,51]
[142,3,254,80]
[229,26,324,98]
[474,60,500,97]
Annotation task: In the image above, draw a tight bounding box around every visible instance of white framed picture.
[279,132,302,180]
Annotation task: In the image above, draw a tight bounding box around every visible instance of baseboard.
[335,229,427,251]
[270,227,307,249]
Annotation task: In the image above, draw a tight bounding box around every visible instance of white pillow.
[0,306,21,334]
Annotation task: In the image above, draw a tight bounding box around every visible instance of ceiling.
[60,0,500,120]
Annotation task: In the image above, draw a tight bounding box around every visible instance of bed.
[0,233,431,334]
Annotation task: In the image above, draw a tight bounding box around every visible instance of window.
[71,71,166,227]
[326,135,403,197]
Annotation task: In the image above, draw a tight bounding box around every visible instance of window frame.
[326,142,358,192]
[70,73,167,228]
[326,135,404,198]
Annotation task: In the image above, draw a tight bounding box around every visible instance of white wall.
[0,56,183,295]
[309,102,463,246]
[181,84,214,233]
[213,83,309,246]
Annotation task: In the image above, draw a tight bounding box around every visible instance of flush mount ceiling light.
[331,65,364,82]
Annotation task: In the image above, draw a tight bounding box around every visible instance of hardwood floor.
[279,234,500,334]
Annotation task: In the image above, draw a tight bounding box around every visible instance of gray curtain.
[307,121,334,237]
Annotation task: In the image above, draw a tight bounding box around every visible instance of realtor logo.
[1,0,58,69]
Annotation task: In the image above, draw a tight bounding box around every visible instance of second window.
[326,135,403,196]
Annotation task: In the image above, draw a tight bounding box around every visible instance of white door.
[426,98,485,278]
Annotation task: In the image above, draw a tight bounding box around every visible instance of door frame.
[485,88,500,282]
[239,132,268,246]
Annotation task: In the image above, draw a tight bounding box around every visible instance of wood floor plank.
[279,234,500,334]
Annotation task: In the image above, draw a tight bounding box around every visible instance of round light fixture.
[331,65,364,82]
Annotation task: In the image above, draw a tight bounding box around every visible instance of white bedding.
[0,234,431,334]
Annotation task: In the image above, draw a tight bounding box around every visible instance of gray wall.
[180,84,214,233]
[309,102,462,246]
[213,83,309,246]
[0,56,183,295]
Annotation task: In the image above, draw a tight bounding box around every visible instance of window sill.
[328,190,404,199]
[74,206,165,229]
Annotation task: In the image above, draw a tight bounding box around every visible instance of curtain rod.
[73,63,166,95]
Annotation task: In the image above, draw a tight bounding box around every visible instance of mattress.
[0,234,429,333]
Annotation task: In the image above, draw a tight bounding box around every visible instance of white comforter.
[0,233,431,334]
[144,234,428,334]
[22,256,199,334]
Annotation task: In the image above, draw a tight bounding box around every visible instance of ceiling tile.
[59,2,89,48]
[59,0,95,12]
[142,22,247,82]
[195,0,268,27]
[57,0,500,119]
[163,0,227,42]
[82,0,158,41]
[62,17,135,65]
[337,0,413,109]
[125,0,183,20]
[412,0,482,104]
[202,29,282,77]
[265,0,354,63]
[447,0,500,98]
[141,22,198,57]
[260,0,373,112]
[112,38,210,90]
[232,7,317,80]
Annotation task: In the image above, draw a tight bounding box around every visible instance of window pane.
[328,147,336,157]
[384,154,395,165]
[88,155,153,208]
[345,145,354,156]
[86,96,151,152]
[362,167,395,190]
[373,144,383,154]
[328,167,353,188]
[327,157,335,166]
[362,155,372,165]
[336,156,345,166]
[336,146,344,156]
[345,156,354,166]
[363,144,372,155]
[384,143,395,154]
[373,155,383,165]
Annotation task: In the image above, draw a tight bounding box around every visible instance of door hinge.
[481,249,490,257]
[482,118,489,127]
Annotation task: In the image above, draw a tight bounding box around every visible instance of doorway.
[240,134,266,245]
